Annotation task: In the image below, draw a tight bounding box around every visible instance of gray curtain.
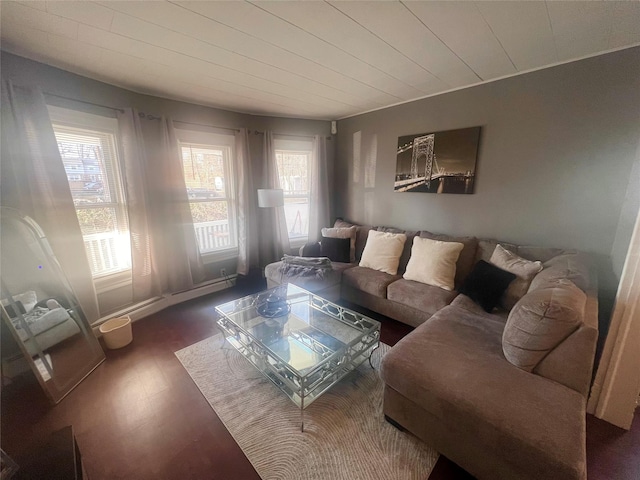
[236,128,259,275]
[308,135,330,242]
[264,131,291,262]
[0,81,100,323]
[116,109,160,301]
[142,116,205,293]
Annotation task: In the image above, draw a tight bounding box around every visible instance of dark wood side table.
[14,426,86,479]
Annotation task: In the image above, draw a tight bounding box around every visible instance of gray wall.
[1,52,333,314]
[335,47,640,299]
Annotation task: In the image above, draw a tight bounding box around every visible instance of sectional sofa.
[265,218,598,480]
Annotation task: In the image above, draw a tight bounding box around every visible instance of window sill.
[94,270,132,294]
[202,248,239,264]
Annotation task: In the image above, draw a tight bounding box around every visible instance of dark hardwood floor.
[2,286,639,479]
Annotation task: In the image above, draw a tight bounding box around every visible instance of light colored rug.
[175,335,439,480]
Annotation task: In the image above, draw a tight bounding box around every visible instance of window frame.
[47,106,132,289]
[275,137,313,249]
[176,128,238,263]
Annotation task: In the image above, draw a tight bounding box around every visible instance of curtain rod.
[250,130,333,140]
[140,112,240,132]
[44,92,125,113]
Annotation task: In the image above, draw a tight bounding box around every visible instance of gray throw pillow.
[502,281,586,372]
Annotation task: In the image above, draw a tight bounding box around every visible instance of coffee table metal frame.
[215,284,381,432]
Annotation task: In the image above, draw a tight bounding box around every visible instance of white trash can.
[99,316,133,349]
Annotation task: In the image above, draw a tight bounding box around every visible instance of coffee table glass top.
[215,284,381,410]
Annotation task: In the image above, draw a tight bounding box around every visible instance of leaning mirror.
[1,207,105,403]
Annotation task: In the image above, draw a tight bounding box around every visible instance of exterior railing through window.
[83,220,232,274]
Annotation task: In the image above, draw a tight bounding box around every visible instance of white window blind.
[49,108,131,278]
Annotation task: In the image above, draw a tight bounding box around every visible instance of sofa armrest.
[300,242,322,257]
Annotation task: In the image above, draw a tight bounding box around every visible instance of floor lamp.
[256,189,288,311]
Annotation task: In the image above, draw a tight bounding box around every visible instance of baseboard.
[92,276,236,336]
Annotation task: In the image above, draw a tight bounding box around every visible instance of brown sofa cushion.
[342,266,400,298]
[387,279,458,317]
[420,231,478,287]
[529,253,591,292]
[381,307,587,480]
[502,281,586,372]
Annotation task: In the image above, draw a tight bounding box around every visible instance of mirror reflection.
[1,207,105,403]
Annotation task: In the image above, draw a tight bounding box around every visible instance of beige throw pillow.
[490,244,543,310]
[403,237,464,291]
[321,226,357,262]
[359,230,407,275]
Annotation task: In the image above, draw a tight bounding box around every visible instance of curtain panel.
[235,128,259,276]
[116,109,160,302]
[262,131,291,264]
[308,135,330,243]
[140,116,205,293]
[0,81,100,323]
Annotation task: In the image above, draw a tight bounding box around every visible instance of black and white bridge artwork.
[394,126,481,194]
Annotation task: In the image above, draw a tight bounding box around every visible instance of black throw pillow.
[459,260,517,313]
[320,236,351,263]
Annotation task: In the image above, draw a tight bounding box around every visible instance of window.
[275,137,312,246]
[48,107,131,279]
[178,130,237,259]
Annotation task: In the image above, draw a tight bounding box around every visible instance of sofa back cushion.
[420,231,478,287]
[529,253,591,292]
[502,281,586,372]
[334,219,374,262]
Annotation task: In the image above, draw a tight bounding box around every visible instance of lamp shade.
[257,189,284,208]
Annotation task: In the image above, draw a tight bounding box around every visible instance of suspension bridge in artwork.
[394,134,474,194]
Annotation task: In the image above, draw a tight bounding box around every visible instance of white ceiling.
[2,1,639,120]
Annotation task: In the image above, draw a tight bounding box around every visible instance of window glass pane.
[179,138,237,256]
[277,149,310,241]
[190,201,232,253]
[181,146,226,198]
[76,206,117,235]
[51,118,131,278]
[55,131,113,205]
[283,198,309,242]
[276,151,309,195]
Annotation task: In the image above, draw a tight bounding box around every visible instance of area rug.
[175,335,438,480]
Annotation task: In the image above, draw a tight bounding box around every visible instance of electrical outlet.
[220,268,227,277]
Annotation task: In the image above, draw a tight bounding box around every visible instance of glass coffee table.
[215,283,381,431]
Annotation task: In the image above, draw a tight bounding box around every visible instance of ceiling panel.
[3,1,78,39]
[46,0,114,30]
[0,0,638,120]
[256,1,440,94]
[335,1,480,88]
[547,1,613,61]
[609,1,640,49]
[99,1,377,110]
[401,1,516,80]
[176,1,417,101]
[476,1,557,71]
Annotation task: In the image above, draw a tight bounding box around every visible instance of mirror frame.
[0,208,105,404]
